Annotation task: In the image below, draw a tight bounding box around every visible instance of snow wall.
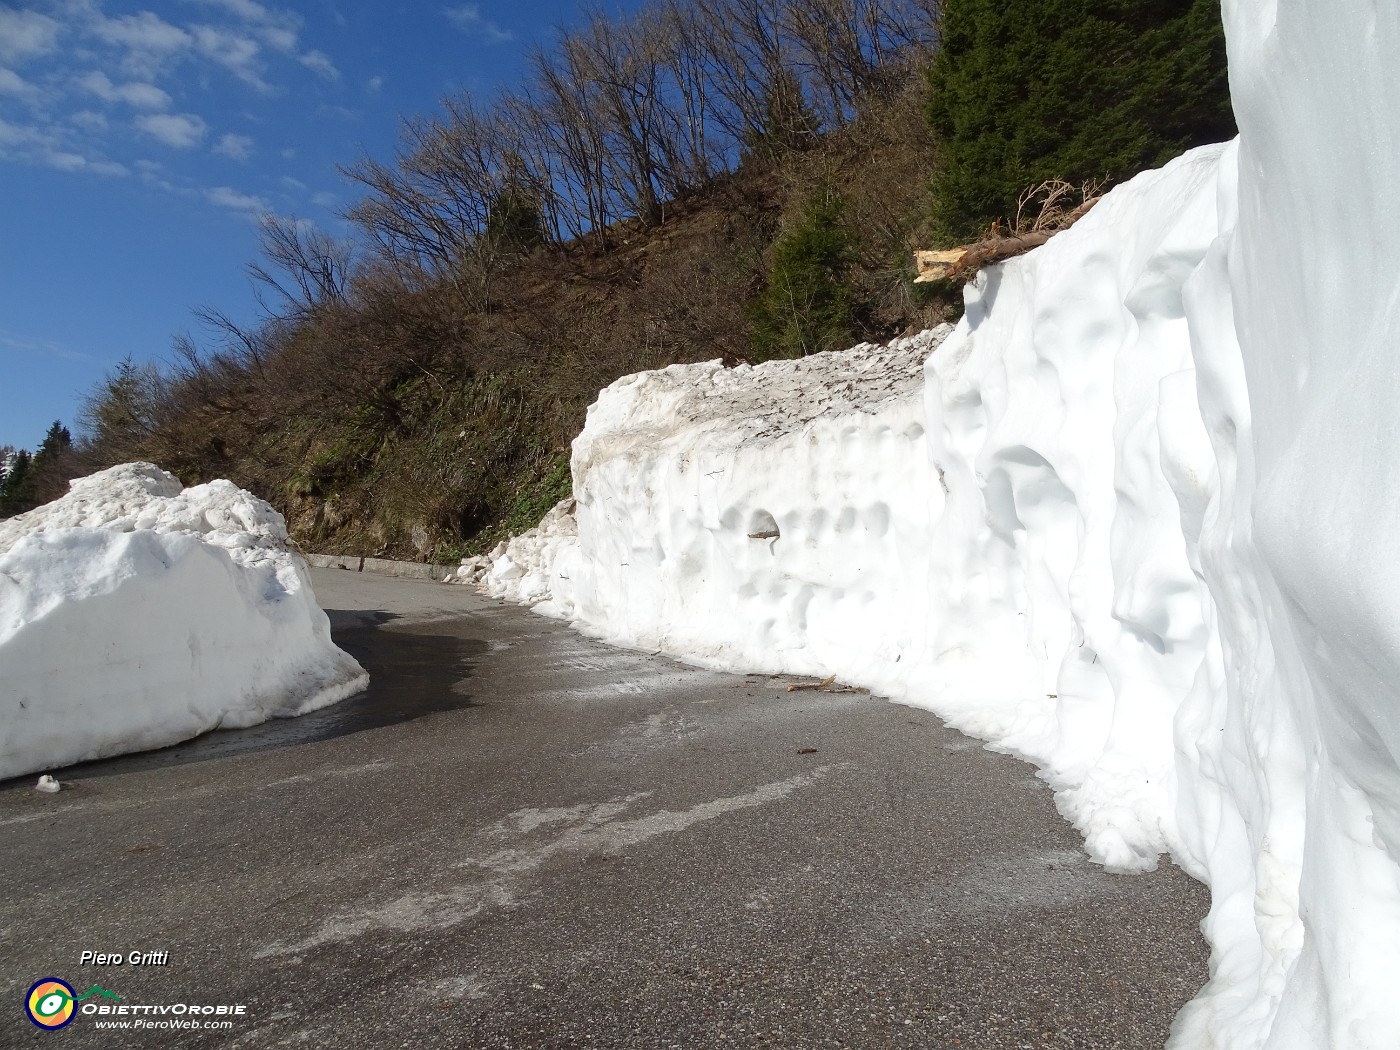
[0,464,368,780]
[461,1,1400,1045]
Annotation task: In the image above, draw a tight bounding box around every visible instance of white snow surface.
[457,497,579,605]
[0,463,368,780]
[461,1,1400,1044]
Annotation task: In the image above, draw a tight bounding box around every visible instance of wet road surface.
[0,568,1210,1048]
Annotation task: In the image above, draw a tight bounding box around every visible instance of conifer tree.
[927,0,1235,240]
[0,449,33,518]
[484,185,546,254]
[743,69,822,163]
[748,191,856,358]
[81,357,157,461]
[30,420,76,507]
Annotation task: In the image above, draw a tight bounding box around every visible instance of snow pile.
[462,0,1400,1042]
[455,498,578,605]
[531,149,1226,876]
[558,327,950,668]
[1168,1,1400,1045]
[0,463,367,780]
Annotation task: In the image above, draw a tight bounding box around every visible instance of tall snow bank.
[1167,2,1400,1046]
[564,328,951,667]
[460,1,1400,1042]
[527,145,1229,872]
[0,464,367,779]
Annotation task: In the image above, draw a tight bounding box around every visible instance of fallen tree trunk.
[914,197,1101,283]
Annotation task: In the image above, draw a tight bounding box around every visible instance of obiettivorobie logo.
[25,978,120,1030]
[24,977,247,1032]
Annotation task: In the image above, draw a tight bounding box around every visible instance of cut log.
[914,197,1100,283]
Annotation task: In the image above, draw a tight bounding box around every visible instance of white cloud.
[200,0,276,22]
[261,24,298,52]
[46,150,86,170]
[0,116,129,176]
[0,328,101,364]
[311,190,336,208]
[0,117,48,151]
[0,8,62,64]
[191,25,270,91]
[213,131,254,161]
[136,112,208,149]
[298,49,337,80]
[78,70,171,110]
[280,175,305,190]
[366,75,383,94]
[135,158,174,190]
[206,185,267,212]
[0,66,36,98]
[190,0,304,56]
[70,109,108,131]
[444,5,512,43]
[90,10,192,61]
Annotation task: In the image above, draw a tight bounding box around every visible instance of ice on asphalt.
[460,0,1400,1042]
[0,463,367,780]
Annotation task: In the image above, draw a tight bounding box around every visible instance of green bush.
[927,0,1235,241]
[748,192,857,358]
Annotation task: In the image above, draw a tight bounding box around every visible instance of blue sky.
[0,0,633,452]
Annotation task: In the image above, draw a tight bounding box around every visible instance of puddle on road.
[17,617,485,783]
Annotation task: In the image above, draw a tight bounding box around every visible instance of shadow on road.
[10,611,484,784]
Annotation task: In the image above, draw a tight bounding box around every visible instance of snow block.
[452,1,1400,1040]
[0,464,368,779]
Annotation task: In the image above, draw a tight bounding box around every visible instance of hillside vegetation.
[25,0,1230,562]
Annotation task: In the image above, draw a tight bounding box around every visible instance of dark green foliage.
[0,422,77,518]
[0,449,34,517]
[37,420,72,457]
[485,185,546,253]
[29,420,77,507]
[81,357,160,461]
[927,0,1235,240]
[748,192,857,358]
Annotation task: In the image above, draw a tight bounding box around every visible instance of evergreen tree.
[30,420,76,507]
[927,0,1235,240]
[743,69,822,163]
[0,449,33,518]
[748,192,856,358]
[484,184,545,254]
[36,420,71,455]
[81,357,157,460]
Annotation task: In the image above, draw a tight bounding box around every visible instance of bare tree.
[342,0,941,274]
[248,214,353,317]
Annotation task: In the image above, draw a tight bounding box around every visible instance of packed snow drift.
[460,0,1400,1043]
[0,463,367,780]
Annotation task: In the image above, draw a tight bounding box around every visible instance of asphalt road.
[1,568,1210,1049]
